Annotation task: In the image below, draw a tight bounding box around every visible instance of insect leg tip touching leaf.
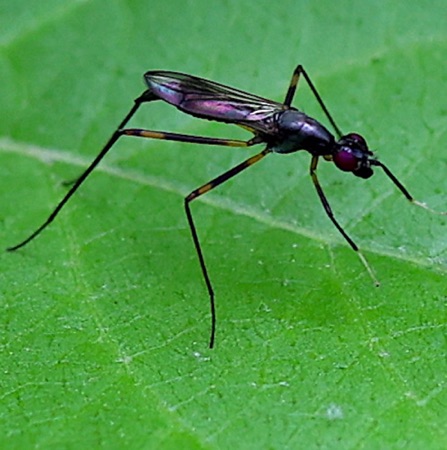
[412,200,447,216]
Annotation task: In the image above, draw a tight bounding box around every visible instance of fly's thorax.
[271,109,335,154]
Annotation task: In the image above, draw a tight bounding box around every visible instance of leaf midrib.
[1,136,445,274]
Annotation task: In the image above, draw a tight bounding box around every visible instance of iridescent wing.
[144,71,287,135]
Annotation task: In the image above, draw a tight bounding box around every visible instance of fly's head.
[333,133,375,179]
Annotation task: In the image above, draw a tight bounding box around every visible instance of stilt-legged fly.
[8,65,444,348]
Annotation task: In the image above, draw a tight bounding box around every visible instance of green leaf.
[1,1,447,448]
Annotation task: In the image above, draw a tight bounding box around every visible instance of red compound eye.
[333,149,359,172]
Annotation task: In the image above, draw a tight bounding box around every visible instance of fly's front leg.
[371,160,447,215]
[309,156,379,286]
